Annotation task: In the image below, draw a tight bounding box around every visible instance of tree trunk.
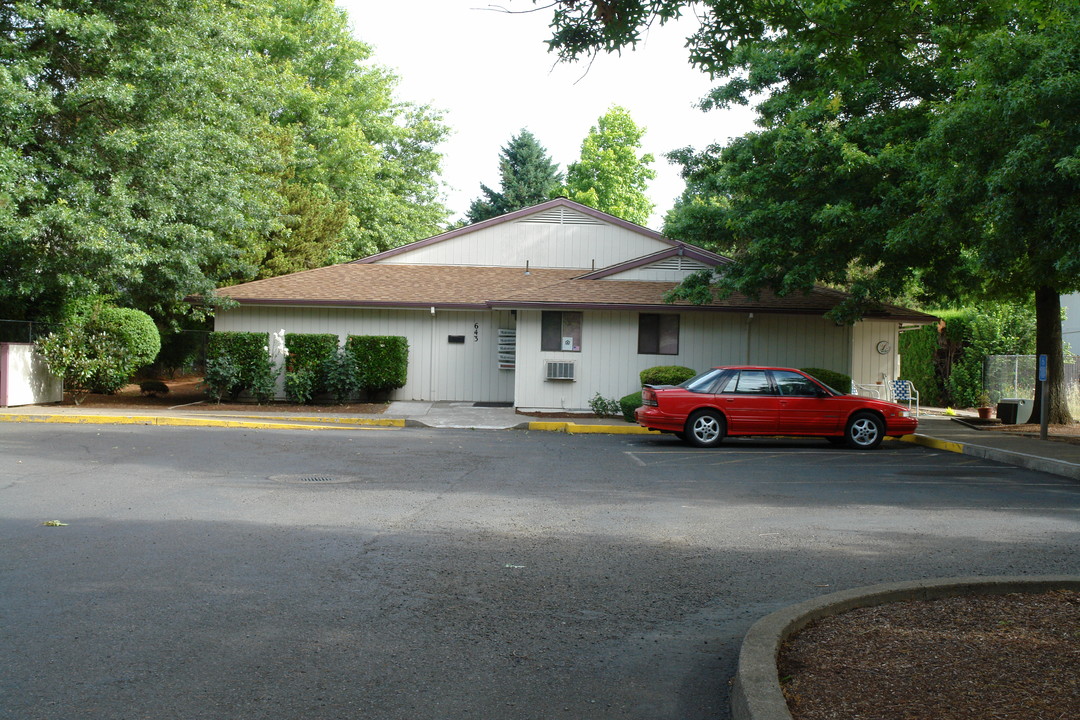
[1030,286,1072,424]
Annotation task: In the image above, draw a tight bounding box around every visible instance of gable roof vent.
[519,207,604,226]
[649,256,710,272]
[544,361,576,381]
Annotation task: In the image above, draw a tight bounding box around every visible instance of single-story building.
[208,198,934,410]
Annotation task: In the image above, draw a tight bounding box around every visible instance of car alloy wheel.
[685,410,725,448]
[846,412,884,450]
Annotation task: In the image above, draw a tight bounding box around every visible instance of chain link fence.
[984,354,1080,417]
[0,319,64,343]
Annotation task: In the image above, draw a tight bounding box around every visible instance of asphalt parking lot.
[3,425,1078,720]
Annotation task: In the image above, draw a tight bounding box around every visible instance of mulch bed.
[60,376,387,414]
[778,591,1080,720]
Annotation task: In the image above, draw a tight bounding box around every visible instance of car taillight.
[642,388,658,407]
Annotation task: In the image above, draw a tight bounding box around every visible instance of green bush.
[346,335,408,398]
[34,303,161,397]
[588,393,622,417]
[800,367,852,393]
[323,346,360,403]
[284,333,339,403]
[620,391,643,423]
[640,365,696,386]
[897,324,944,406]
[204,331,270,401]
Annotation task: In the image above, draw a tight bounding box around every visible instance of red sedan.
[634,366,918,449]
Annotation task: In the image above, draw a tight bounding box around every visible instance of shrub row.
[205,331,409,404]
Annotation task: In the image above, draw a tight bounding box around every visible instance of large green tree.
[566,105,656,226]
[0,0,448,330]
[248,0,449,263]
[466,129,563,223]
[544,0,1079,422]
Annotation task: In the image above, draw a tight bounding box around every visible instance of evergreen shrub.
[620,391,643,423]
[284,333,339,403]
[639,365,696,386]
[346,335,408,398]
[204,331,269,401]
[800,367,852,393]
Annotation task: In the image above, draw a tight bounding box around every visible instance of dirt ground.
[779,590,1080,720]
[61,376,388,414]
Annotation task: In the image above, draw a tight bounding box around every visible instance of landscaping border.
[731,575,1080,720]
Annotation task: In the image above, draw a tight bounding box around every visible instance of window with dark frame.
[541,311,582,352]
[637,313,679,355]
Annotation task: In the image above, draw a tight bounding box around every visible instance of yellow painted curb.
[901,433,965,454]
[527,421,658,435]
[184,414,405,427]
[0,414,375,431]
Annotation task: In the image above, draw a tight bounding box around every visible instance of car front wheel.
[846,412,884,450]
[685,410,726,448]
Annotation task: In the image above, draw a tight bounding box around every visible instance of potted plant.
[976,390,993,419]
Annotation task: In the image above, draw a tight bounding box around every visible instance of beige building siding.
[850,320,901,389]
[377,212,669,270]
[513,310,842,410]
[214,306,516,402]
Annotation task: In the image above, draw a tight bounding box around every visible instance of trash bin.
[996,398,1032,425]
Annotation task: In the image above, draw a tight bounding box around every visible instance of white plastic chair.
[890,380,919,416]
[853,383,883,399]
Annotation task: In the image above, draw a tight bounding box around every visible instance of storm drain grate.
[271,474,358,485]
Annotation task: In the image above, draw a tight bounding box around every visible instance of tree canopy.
[0,0,448,329]
[544,0,1079,422]
[566,105,656,226]
[466,129,563,223]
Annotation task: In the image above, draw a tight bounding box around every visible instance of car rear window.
[681,368,726,393]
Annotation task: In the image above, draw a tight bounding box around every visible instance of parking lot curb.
[901,432,1080,481]
[0,413,376,431]
[527,421,659,435]
[731,575,1080,720]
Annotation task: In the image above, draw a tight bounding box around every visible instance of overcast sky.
[338,1,758,230]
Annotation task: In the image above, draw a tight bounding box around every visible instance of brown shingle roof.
[208,263,934,322]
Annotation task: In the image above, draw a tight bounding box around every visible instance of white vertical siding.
[377,215,669,269]
[850,320,900,387]
[217,307,863,410]
[513,310,848,410]
[748,315,852,373]
[214,306,514,402]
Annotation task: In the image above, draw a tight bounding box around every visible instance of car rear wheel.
[685,410,725,448]
[845,412,884,450]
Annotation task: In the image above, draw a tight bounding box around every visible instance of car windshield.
[679,368,726,393]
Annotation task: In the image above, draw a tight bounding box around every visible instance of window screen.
[637,313,679,355]
[541,311,582,352]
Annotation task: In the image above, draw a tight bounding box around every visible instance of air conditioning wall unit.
[544,360,575,381]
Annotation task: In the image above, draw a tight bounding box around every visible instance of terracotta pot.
[977,407,992,419]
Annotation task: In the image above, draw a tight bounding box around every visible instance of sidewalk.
[2,402,1078,481]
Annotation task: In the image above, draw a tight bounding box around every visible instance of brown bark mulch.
[60,376,387,414]
[778,591,1080,720]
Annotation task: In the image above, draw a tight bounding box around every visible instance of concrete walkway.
[2,402,1077,481]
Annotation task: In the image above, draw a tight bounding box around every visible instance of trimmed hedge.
[620,391,643,423]
[284,333,339,404]
[800,367,852,394]
[285,333,339,373]
[640,365,696,386]
[345,335,408,397]
[204,331,270,402]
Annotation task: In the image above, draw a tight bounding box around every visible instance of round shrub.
[640,365,696,386]
[800,367,852,394]
[620,391,642,423]
[98,306,161,370]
